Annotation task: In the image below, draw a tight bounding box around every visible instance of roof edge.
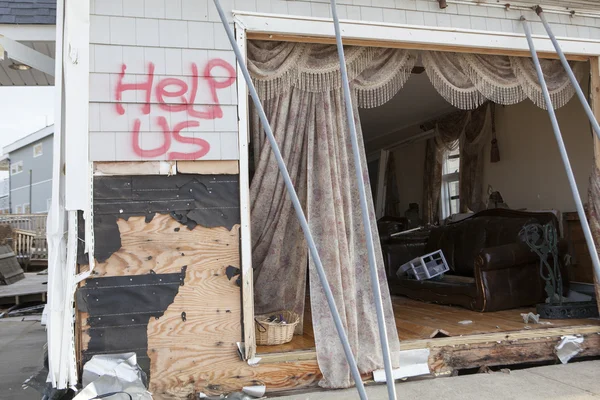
[3,125,54,155]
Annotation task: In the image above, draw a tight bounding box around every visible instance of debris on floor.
[6,303,45,317]
[458,320,473,325]
[199,390,265,399]
[521,312,540,324]
[73,353,151,400]
[555,335,584,364]
[373,349,430,382]
[430,329,451,338]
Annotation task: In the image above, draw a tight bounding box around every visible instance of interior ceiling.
[0,41,55,86]
[359,72,457,143]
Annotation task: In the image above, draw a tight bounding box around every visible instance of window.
[10,161,23,175]
[33,142,43,157]
[441,145,460,219]
[15,205,22,214]
[23,203,31,214]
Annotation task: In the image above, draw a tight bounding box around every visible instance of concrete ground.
[0,319,45,400]
[275,361,600,400]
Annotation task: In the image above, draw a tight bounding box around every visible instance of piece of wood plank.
[428,331,600,374]
[236,25,257,362]
[589,56,600,313]
[93,161,176,176]
[177,160,239,175]
[400,324,600,350]
[246,32,590,62]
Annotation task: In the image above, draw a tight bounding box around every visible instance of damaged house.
[29,0,600,398]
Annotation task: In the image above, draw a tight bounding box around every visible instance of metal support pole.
[211,2,368,398]
[536,6,600,141]
[329,1,397,399]
[522,17,600,284]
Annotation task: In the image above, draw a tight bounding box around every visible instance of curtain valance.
[248,41,416,108]
[248,40,585,110]
[423,51,586,110]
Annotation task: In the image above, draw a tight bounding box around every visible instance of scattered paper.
[521,312,540,324]
[73,353,151,400]
[247,357,262,366]
[243,386,266,397]
[373,349,430,382]
[458,320,472,325]
[555,335,584,364]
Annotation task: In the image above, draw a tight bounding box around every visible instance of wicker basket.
[255,310,300,346]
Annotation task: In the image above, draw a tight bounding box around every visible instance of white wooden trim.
[0,24,55,42]
[233,11,600,57]
[0,35,55,76]
[447,1,600,17]
[236,22,256,361]
[63,0,90,211]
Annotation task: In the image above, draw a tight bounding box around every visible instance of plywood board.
[79,213,321,398]
[177,160,239,175]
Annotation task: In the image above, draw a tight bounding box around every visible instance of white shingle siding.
[90,0,600,161]
[91,0,239,161]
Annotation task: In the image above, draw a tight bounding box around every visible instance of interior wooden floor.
[256,295,600,354]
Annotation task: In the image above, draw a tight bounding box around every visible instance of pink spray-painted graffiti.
[114,59,236,160]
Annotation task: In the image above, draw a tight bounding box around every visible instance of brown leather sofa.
[382,209,568,312]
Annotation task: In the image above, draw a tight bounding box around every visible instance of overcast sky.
[0,87,54,151]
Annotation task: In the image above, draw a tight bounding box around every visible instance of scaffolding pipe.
[211,1,368,398]
[328,1,397,398]
[536,6,600,141]
[521,17,600,285]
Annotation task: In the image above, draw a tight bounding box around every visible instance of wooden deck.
[0,273,47,305]
[256,296,600,373]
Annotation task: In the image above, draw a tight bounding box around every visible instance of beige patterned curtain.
[422,104,492,222]
[422,138,443,224]
[249,41,408,388]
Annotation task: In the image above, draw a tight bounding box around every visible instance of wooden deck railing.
[0,214,48,267]
[0,214,47,235]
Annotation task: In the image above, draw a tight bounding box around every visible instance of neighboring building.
[0,155,9,214]
[3,125,53,214]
